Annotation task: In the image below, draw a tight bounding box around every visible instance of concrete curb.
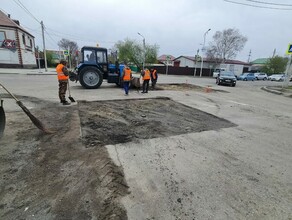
[261,86,292,98]
[261,87,283,95]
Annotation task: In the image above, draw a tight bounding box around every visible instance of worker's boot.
[62,100,71,105]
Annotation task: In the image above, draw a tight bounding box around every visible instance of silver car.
[254,72,268,80]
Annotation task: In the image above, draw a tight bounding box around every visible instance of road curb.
[261,87,283,95]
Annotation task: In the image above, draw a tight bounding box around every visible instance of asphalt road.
[1,72,292,219]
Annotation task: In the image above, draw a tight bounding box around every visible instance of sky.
[1,0,291,62]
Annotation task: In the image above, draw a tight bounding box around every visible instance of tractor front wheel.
[79,66,103,89]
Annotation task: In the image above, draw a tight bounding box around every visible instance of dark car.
[216,71,237,87]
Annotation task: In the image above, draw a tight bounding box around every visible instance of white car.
[268,74,284,81]
[254,72,268,80]
[213,68,226,78]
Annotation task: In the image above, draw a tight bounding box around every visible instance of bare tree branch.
[207,28,247,62]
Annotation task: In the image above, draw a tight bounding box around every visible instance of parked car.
[254,72,268,80]
[268,74,285,81]
[216,71,237,87]
[237,73,255,81]
[213,68,226,78]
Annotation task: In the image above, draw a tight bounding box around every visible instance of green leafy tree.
[261,56,288,74]
[115,38,159,69]
[206,28,248,62]
[46,51,54,67]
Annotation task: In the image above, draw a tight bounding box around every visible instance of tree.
[115,38,159,69]
[45,51,54,67]
[58,38,79,67]
[261,56,288,74]
[58,38,78,53]
[206,28,248,62]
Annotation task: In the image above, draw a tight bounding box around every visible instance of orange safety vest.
[123,68,131,81]
[56,64,69,81]
[143,69,151,80]
[151,70,157,80]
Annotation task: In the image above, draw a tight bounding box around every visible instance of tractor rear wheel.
[79,66,103,89]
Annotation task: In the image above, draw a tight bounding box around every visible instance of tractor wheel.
[79,66,103,89]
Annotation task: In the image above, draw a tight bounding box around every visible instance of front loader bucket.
[0,99,6,138]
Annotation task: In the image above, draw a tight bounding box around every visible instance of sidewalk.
[0,68,56,75]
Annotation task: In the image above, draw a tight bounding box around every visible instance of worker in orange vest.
[141,68,151,93]
[150,68,158,89]
[121,64,132,95]
[56,60,70,105]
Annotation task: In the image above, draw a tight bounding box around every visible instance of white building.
[0,10,37,68]
[174,56,250,76]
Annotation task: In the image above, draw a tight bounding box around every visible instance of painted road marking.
[228,100,250,106]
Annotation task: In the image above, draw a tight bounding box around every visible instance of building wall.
[176,57,195,67]
[0,27,19,64]
[0,26,36,68]
[176,57,210,69]
[220,63,244,76]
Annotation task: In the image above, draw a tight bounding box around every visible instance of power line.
[44,29,59,46]
[45,26,116,44]
[223,0,292,10]
[246,0,292,7]
[12,0,40,24]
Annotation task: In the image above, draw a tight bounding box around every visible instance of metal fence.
[148,66,214,77]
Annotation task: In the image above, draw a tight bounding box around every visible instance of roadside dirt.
[0,88,235,219]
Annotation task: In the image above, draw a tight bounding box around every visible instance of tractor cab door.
[95,50,110,78]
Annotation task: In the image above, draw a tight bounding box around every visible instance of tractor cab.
[76,46,120,89]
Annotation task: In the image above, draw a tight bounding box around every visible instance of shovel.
[0,99,5,138]
[67,81,75,102]
[0,83,54,134]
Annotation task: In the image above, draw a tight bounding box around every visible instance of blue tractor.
[72,46,123,89]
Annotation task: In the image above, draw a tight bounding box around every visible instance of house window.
[29,39,32,47]
[22,34,26,45]
[0,31,6,45]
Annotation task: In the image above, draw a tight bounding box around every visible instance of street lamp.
[199,28,211,77]
[138,32,146,70]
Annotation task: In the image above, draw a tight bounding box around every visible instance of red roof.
[158,54,176,61]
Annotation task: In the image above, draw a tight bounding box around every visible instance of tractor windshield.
[84,49,96,64]
[83,49,107,64]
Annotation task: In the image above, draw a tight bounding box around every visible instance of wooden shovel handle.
[0,83,20,102]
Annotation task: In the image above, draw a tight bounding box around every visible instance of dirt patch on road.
[156,83,229,93]
[0,96,235,219]
[78,97,235,147]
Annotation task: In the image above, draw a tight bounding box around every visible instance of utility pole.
[138,32,146,70]
[68,46,72,69]
[247,49,251,63]
[36,46,41,73]
[200,28,211,77]
[194,49,199,77]
[41,21,47,72]
[282,54,292,89]
[165,55,170,75]
[272,48,276,58]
